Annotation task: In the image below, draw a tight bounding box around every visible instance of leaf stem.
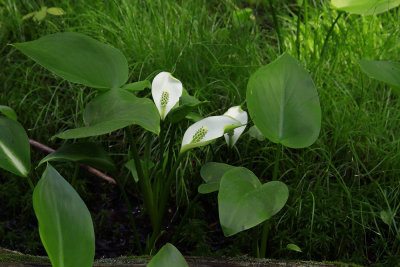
[260,144,282,258]
[268,0,284,53]
[26,176,34,191]
[71,163,79,188]
[320,12,343,62]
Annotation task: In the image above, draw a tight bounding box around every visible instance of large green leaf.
[198,162,235,194]
[0,117,30,177]
[0,105,18,121]
[218,167,288,236]
[246,53,321,148]
[147,243,188,267]
[54,89,160,139]
[359,60,400,92]
[122,80,151,92]
[39,142,115,171]
[331,0,400,15]
[14,32,128,89]
[33,165,95,267]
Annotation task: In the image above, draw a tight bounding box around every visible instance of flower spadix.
[152,72,183,120]
[181,116,242,153]
[223,106,248,148]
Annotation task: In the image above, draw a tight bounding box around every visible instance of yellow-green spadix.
[180,116,242,153]
[151,72,183,120]
[223,106,248,148]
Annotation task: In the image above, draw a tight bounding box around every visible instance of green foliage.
[331,0,400,15]
[147,243,188,267]
[22,6,65,22]
[358,60,400,91]
[54,89,160,139]
[0,117,30,177]
[246,53,321,148]
[218,167,288,237]
[198,162,235,194]
[122,80,152,92]
[39,142,115,171]
[33,165,95,267]
[0,105,17,121]
[13,32,128,89]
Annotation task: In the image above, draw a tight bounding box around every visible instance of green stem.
[115,177,143,254]
[144,133,152,179]
[171,193,200,244]
[320,12,343,61]
[159,121,166,175]
[260,220,270,258]
[26,176,34,191]
[71,163,79,188]
[260,144,282,258]
[268,0,284,53]
[125,127,157,229]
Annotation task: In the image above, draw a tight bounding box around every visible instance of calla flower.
[223,106,248,148]
[180,116,242,153]
[152,72,183,120]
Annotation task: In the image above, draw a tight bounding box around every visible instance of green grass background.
[1,0,400,265]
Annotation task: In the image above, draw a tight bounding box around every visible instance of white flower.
[223,106,248,147]
[152,72,183,120]
[180,116,242,153]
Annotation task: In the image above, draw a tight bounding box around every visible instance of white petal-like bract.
[181,116,242,153]
[152,72,183,120]
[223,106,248,147]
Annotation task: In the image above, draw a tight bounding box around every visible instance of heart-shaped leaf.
[331,0,400,15]
[0,117,30,177]
[39,142,115,171]
[246,53,321,148]
[218,167,288,236]
[359,60,400,92]
[147,243,188,267]
[0,105,18,121]
[122,80,151,92]
[33,165,95,267]
[14,32,128,89]
[198,162,235,194]
[54,89,160,139]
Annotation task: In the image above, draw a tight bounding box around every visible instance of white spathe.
[152,72,183,120]
[223,106,248,147]
[181,116,242,153]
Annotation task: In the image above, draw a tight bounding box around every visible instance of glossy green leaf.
[246,53,321,148]
[122,80,151,92]
[168,95,207,123]
[0,105,18,121]
[125,159,154,183]
[47,7,65,16]
[218,167,288,236]
[198,162,235,194]
[14,32,128,89]
[54,89,160,139]
[359,60,400,92]
[331,0,400,15]
[0,117,30,177]
[147,243,188,267]
[286,243,302,252]
[33,165,95,267]
[39,142,115,171]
